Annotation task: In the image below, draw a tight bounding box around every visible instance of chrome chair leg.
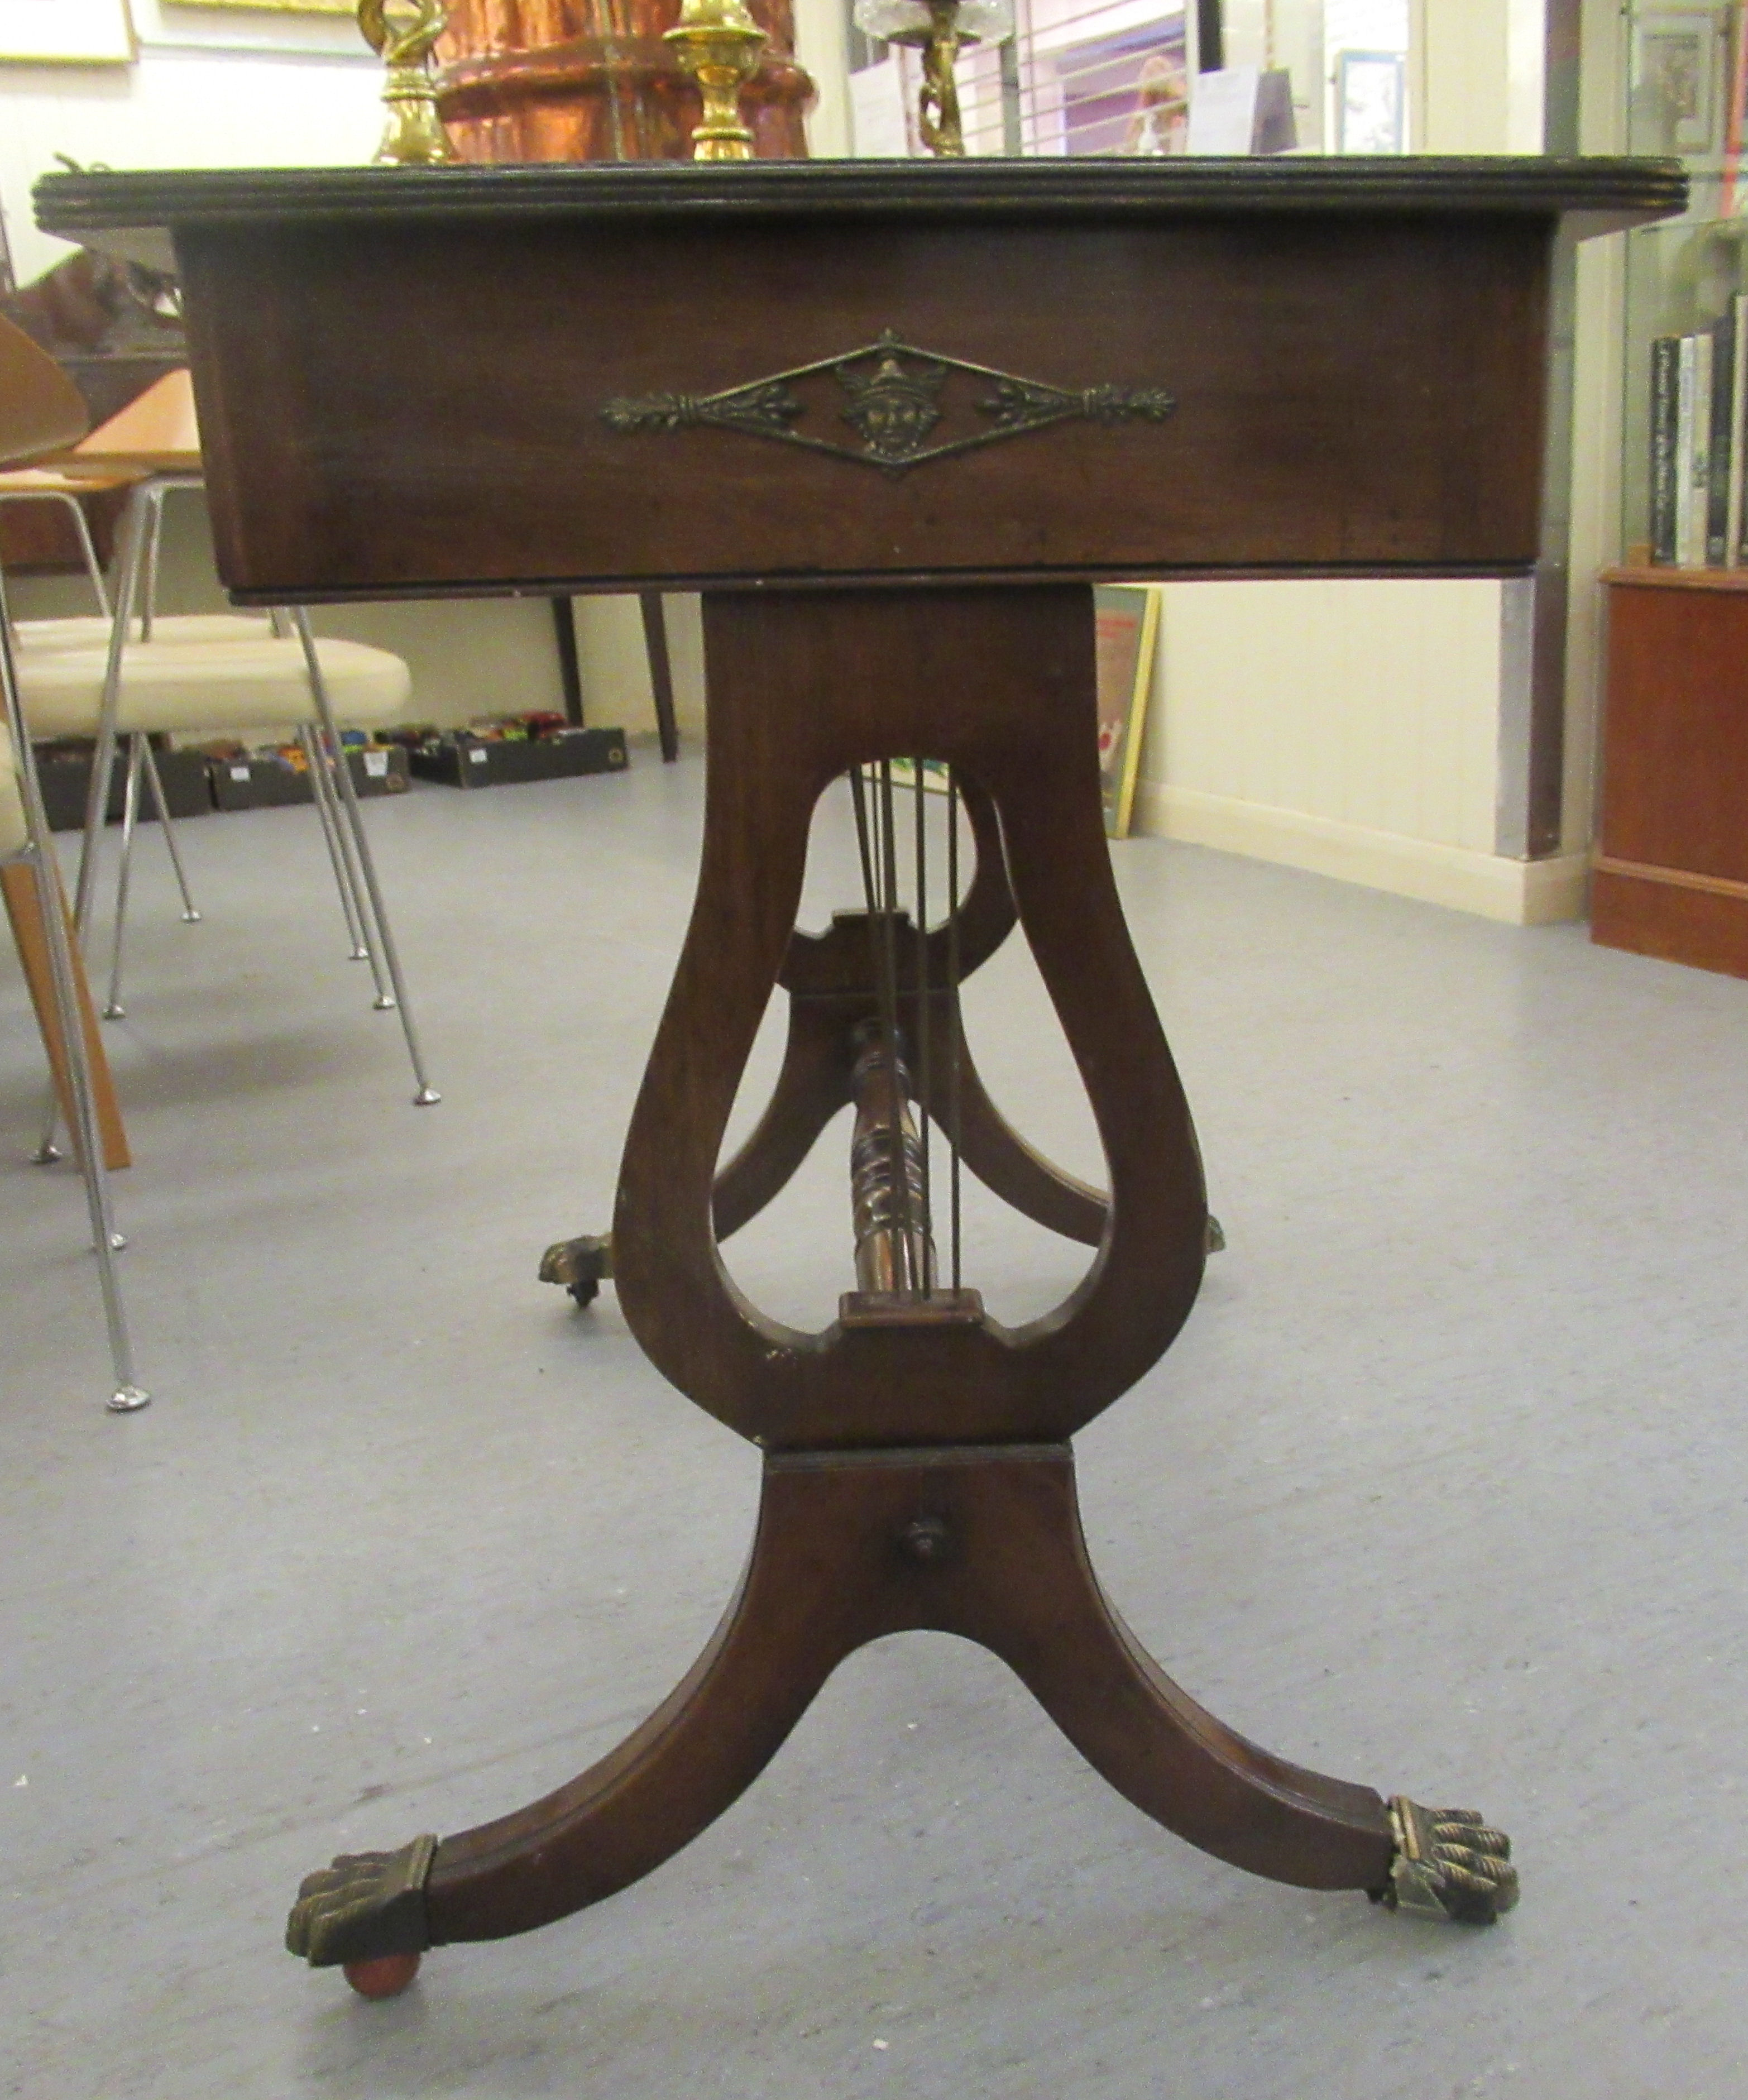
[298,723,372,967]
[69,481,151,943]
[1,571,147,1411]
[291,609,439,1107]
[103,734,146,1020]
[140,742,200,922]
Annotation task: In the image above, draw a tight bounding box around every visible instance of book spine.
[1675,334,1697,567]
[1689,329,1714,567]
[1709,308,1737,566]
[1651,335,1680,565]
[1733,294,1748,567]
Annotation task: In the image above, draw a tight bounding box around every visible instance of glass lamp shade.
[854,0,1014,46]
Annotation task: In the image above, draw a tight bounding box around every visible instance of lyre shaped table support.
[286,583,1517,1983]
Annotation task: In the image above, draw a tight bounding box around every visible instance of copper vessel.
[435,0,814,162]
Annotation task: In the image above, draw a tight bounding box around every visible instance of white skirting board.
[1132,782,1590,927]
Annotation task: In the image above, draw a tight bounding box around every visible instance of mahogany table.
[40,156,1681,1997]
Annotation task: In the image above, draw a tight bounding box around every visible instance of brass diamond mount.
[601,329,1176,473]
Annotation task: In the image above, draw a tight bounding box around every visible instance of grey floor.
[3,751,1746,2098]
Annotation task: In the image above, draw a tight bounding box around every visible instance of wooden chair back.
[0,313,91,471]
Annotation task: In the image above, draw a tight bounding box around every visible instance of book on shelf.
[1650,334,1679,565]
[1649,302,1748,570]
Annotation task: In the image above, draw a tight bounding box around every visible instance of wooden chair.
[0,312,146,1410]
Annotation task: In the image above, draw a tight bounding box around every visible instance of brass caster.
[1373,1797,1518,1925]
[286,1831,436,1971]
[539,1232,614,1309]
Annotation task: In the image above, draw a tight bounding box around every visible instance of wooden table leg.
[293,586,1514,1997]
[549,596,583,727]
[639,592,679,764]
[2,859,129,1171]
[286,1443,1511,1978]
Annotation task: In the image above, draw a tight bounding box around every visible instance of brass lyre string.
[850,763,879,917]
[913,760,933,1289]
[946,769,963,1294]
[876,759,920,1283]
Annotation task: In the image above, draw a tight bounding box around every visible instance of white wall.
[2,9,689,740]
[1,4,376,285]
[1132,0,1586,926]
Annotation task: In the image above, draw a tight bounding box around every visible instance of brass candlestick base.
[665,0,767,163]
[358,0,458,166]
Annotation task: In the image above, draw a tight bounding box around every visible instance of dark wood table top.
[32,157,1686,601]
[36,156,1684,269]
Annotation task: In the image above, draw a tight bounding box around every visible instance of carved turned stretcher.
[37,156,1683,1995]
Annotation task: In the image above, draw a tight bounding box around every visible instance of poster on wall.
[0,1,135,64]
[1094,585,1161,841]
[1335,49,1406,153]
[1631,7,1730,158]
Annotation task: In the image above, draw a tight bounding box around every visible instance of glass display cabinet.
[1620,0,1745,559]
[1594,3,1748,982]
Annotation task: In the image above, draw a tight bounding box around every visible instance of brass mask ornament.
[358,0,458,166]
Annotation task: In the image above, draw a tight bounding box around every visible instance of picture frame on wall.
[1631,7,1729,159]
[1094,584,1161,841]
[0,1,135,65]
[1334,49,1406,155]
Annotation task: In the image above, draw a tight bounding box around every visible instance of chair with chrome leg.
[6,364,439,1108]
[0,461,205,932]
[0,318,147,1412]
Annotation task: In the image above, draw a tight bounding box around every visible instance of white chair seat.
[1,721,26,858]
[17,613,275,652]
[18,634,411,738]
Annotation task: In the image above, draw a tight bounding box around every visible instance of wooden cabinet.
[1594,570,1748,979]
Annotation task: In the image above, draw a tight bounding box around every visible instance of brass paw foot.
[538,1232,614,1309]
[1377,1797,1518,1925]
[286,1832,437,1967]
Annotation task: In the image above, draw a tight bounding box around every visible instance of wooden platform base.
[1591,859,1748,981]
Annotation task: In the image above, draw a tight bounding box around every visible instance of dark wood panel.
[176,212,1550,598]
[1591,866,1748,980]
[1599,582,1748,886]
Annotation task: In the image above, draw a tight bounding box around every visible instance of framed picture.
[1632,8,1729,159]
[165,1,355,13]
[1094,584,1161,841]
[1334,49,1405,155]
[0,1,134,65]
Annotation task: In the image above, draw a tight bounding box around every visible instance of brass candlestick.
[665,0,767,164]
[358,0,458,166]
[851,0,1013,160]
